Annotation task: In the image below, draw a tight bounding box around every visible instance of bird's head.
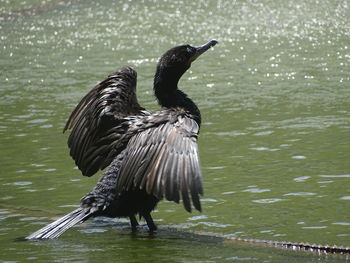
[155,40,218,86]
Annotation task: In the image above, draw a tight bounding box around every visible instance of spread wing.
[63,67,145,177]
[116,114,203,212]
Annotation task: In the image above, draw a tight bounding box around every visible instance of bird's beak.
[190,39,218,63]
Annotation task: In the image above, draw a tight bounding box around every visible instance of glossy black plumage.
[26,40,217,239]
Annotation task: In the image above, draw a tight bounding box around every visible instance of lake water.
[1,0,349,262]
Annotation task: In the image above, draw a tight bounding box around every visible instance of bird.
[26,39,218,239]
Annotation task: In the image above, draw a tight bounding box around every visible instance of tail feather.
[26,208,92,240]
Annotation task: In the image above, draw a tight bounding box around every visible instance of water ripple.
[332,222,350,226]
[291,155,306,159]
[284,192,316,196]
[15,181,32,186]
[253,130,274,136]
[27,118,48,124]
[201,198,218,203]
[302,226,328,229]
[319,174,350,178]
[222,191,236,195]
[188,215,208,221]
[199,222,233,228]
[252,198,283,204]
[242,188,270,193]
[250,147,279,151]
[208,131,247,137]
[226,256,257,261]
[293,176,310,182]
[79,228,108,234]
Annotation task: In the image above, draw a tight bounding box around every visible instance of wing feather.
[117,114,202,212]
[63,67,144,177]
[167,149,180,203]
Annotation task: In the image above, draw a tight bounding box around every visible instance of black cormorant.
[26,39,218,239]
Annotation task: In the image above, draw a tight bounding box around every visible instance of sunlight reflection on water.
[0,0,349,262]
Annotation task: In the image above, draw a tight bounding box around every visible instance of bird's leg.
[143,213,157,232]
[129,215,139,231]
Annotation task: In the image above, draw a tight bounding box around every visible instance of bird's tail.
[26,208,92,240]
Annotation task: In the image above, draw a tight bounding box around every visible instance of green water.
[1,0,349,262]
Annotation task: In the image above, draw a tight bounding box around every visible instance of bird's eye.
[186,46,195,55]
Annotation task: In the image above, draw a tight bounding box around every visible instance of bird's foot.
[143,213,158,232]
[129,215,139,232]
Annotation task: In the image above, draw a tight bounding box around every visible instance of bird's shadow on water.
[19,215,223,243]
[17,219,230,263]
[16,218,350,263]
[83,217,224,243]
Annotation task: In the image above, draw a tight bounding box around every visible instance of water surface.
[1,0,349,262]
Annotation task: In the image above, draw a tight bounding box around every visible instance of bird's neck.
[154,77,201,126]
